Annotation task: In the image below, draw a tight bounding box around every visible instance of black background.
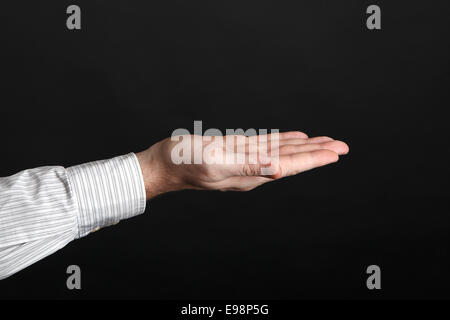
[0,0,449,299]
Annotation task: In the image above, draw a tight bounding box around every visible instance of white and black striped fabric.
[0,153,146,280]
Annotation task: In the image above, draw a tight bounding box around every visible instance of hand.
[136,131,349,200]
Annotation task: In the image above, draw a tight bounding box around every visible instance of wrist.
[136,143,183,200]
[136,150,159,200]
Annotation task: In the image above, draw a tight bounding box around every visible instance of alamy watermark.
[66,265,81,290]
[170,121,280,175]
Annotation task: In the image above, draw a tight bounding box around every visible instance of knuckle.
[241,164,259,176]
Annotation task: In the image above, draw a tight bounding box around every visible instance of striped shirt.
[0,153,146,280]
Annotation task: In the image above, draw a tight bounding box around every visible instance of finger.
[245,137,340,158]
[279,136,334,145]
[247,136,334,150]
[256,131,309,140]
[232,131,308,146]
[270,149,339,179]
[278,140,349,156]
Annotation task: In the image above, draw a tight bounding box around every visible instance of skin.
[136,131,349,200]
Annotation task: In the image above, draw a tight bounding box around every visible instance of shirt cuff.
[67,153,147,239]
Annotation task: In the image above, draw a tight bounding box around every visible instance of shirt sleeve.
[0,153,146,280]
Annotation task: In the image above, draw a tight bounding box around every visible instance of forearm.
[0,153,146,279]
